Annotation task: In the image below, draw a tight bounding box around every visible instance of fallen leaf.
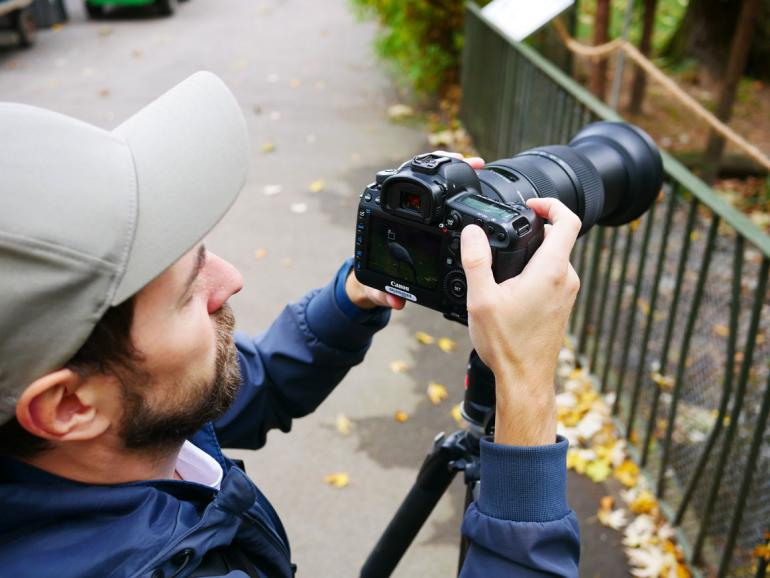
[260,141,276,154]
[289,78,301,88]
[51,23,64,31]
[253,105,263,115]
[387,104,414,120]
[323,472,349,488]
[263,184,282,196]
[98,26,113,37]
[614,460,640,488]
[290,203,308,214]
[415,331,435,345]
[598,506,628,530]
[281,258,293,268]
[335,413,353,435]
[629,490,658,515]
[389,360,410,374]
[308,179,325,193]
[427,382,448,405]
[586,459,612,483]
[131,49,143,59]
[254,249,267,260]
[394,411,408,423]
[451,404,463,425]
[98,88,110,98]
[437,337,456,353]
[713,324,729,337]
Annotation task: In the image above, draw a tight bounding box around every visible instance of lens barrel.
[479,121,663,235]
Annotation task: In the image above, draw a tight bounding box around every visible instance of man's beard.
[119,304,241,452]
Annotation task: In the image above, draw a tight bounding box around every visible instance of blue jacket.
[0,263,579,577]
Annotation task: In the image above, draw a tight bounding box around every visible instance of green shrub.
[351,0,467,98]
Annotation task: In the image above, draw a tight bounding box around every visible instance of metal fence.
[460,4,770,577]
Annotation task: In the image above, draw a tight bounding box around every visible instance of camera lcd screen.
[367,214,442,290]
[459,195,518,220]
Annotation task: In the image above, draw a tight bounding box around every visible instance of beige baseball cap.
[0,71,249,423]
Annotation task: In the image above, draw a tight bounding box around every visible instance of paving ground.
[0,1,629,575]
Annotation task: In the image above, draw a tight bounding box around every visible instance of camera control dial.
[443,270,468,304]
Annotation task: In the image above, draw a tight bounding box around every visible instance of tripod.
[360,351,496,578]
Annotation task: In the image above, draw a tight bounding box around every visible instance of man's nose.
[206,253,244,314]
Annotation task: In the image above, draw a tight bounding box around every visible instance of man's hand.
[461,197,581,446]
[344,150,485,311]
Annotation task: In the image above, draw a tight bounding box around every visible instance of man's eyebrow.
[179,244,206,304]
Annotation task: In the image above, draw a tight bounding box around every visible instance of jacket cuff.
[305,261,390,352]
[478,435,570,523]
[333,258,390,324]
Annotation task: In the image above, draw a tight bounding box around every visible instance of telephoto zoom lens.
[476,121,664,235]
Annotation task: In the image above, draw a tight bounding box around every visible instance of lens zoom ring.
[533,146,604,233]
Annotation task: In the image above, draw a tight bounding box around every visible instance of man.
[0,72,580,577]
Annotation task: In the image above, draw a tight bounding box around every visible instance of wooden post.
[590,0,611,100]
[628,0,659,113]
[701,0,762,184]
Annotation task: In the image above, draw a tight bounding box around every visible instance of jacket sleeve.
[213,262,390,449]
[459,437,580,577]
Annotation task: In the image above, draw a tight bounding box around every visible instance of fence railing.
[461,4,770,577]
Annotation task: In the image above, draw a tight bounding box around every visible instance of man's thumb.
[461,225,495,296]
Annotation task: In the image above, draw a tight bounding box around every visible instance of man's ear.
[16,369,113,442]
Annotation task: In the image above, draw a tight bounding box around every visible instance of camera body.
[354,153,544,323]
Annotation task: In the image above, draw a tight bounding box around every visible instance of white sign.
[481,0,575,42]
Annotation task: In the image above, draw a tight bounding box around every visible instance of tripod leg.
[360,431,468,578]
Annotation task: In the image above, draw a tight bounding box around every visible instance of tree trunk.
[590,0,611,99]
[664,0,770,81]
[701,0,763,183]
[627,0,658,113]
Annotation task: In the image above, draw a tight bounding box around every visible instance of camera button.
[496,232,506,242]
[449,237,461,255]
[485,224,495,235]
[364,193,372,202]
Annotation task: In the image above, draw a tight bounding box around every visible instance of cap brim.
[111,71,249,305]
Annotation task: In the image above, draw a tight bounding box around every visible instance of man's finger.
[461,225,496,306]
[525,198,581,267]
[431,150,485,169]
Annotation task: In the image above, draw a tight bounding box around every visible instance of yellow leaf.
[323,472,349,488]
[415,331,435,345]
[713,324,729,337]
[451,404,463,425]
[254,249,267,260]
[754,544,770,560]
[281,258,293,268]
[260,140,276,153]
[586,459,612,483]
[566,449,587,474]
[290,78,301,88]
[394,410,409,423]
[437,337,457,353]
[629,490,658,514]
[427,382,448,405]
[690,231,700,241]
[614,460,640,488]
[652,371,675,391]
[335,413,353,436]
[308,179,325,193]
[389,360,410,374]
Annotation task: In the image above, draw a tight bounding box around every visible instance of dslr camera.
[353,121,663,323]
